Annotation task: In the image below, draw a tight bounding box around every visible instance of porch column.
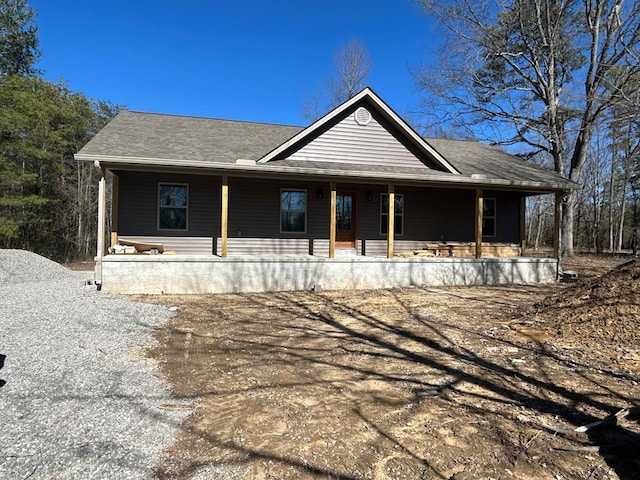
[520,196,527,256]
[110,172,119,248]
[97,175,106,259]
[475,188,483,258]
[387,184,395,258]
[221,175,228,258]
[553,191,562,259]
[329,181,336,259]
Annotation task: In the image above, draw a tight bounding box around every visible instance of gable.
[271,104,445,171]
[259,88,459,174]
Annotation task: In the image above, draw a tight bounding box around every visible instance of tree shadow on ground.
[147,287,640,479]
[0,353,6,387]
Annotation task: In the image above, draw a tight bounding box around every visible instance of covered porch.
[96,170,565,259]
[94,169,565,294]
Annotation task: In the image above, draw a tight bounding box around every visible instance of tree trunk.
[617,180,628,252]
[534,209,544,250]
[527,197,539,246]
[562,192,574,256]
[608,159,615,252]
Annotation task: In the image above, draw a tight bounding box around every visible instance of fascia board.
[363,90,460,175]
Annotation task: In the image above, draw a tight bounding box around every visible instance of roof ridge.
[121,110,303,129]
[424,136,483,144]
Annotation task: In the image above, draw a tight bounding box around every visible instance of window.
[281,189,306,233]
[380,193,404,235]
[482,198,496,237]
[158,183,188,230]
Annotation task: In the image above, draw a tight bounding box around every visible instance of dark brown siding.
[486,190,521,243]
[216,177,328,255]
[117,171,219,237]
[115,172,522,256]
[226,177,329,238]
[356,185,476,242]
[355,186,521,253]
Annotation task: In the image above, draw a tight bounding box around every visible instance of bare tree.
[607,75,640,251]
[302,39,371,122]
[328,39,371,106]
[415,0,640,256]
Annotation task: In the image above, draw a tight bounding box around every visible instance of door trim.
[335,191,357,248]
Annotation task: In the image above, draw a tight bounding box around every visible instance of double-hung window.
[158,183,188,230]
[281,189,306,233]
[482,198,496,237]
[380,193,404,235]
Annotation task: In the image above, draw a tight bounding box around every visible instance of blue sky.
[29,0,441,126]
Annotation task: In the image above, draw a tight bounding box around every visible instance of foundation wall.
[98,255,559,295]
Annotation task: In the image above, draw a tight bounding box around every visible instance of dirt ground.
[142,255,640,480]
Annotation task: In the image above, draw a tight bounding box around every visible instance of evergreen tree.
[0,0,40,76]
[0,1,119,260]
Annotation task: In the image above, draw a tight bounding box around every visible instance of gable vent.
[354,107,372,126]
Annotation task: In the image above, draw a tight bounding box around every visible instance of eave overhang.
[78,153,578,194]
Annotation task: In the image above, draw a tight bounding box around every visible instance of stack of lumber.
[109,239,175,255]
[395,250,438,258]
[396,242,521,258]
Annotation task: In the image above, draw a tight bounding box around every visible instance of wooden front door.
[335,192,356,248]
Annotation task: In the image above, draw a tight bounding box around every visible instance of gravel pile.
[0,249,75,285]
[0,249,187,479]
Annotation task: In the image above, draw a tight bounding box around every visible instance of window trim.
[280,188,307,234]
[380,193,404,236]
[157,182,189,231]
[482,197,496,238]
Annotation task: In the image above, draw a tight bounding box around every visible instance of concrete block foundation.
[98,255,559,294]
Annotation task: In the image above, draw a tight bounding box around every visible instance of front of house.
[76,88,577,294]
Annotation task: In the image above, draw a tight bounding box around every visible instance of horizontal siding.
[228,177,329,238]
[216,238,311,256]
[312,239,330,257]
[486,190,521,243]
[310,239,363,257]
[405,187,476,241]
[361,240,428,257]
[285,108,432,169]
[117,171,219,237]
[356,186,477,242]
[116,236,213,255]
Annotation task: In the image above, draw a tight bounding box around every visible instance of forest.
[0,0,117,261]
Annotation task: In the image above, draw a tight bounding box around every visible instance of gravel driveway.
[0,250,186,479]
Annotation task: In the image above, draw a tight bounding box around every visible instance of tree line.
[414,0,640,255]
[0,0,118,261]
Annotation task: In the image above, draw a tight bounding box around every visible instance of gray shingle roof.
[78,110,576,191]
[426,138,564,185]
[80,110,303,163]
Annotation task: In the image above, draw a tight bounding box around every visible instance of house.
[76,88,577,294]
